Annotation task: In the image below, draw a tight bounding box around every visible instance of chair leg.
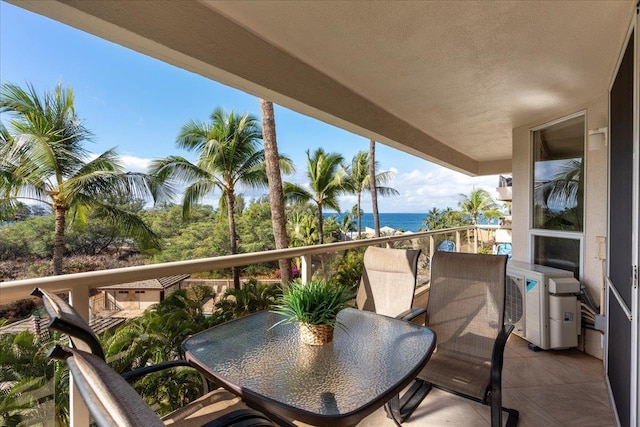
[491,394,501,427]
[490,376,519,427]
[386,379,432,423]
[504,407,519,427]
[490,398,519,427]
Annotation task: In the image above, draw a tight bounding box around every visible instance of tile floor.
[358,335,615,427]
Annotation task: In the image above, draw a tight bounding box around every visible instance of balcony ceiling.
[10,0,635,175]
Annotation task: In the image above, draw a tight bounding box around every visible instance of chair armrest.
[121,360,197,382]
[396,307,427,322]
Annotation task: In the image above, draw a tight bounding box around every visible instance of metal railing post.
[429,235,435,262]
[68,287,90,427]
[473,226,478,253]
[301,255,312,284]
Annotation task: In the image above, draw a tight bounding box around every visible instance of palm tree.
[259,99,292,284]
[0,328,65,426]
[215,278,280,320]
[369,140,381,237]
[288,210,319,247]
[0,83,162,274]
[339,211,356,241]
[345,150,398,238]
[284,148,346,244]
[0,377,44,426]
[458,187,501,225]
[423,207,442,230]
[150,108,292,289]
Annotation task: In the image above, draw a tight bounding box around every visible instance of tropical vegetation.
[0,82,163,275]
[0,329,66,426]
[284,148,346,244]
[458,187,501,225]
[0,285,281,426]
[345,150,398,238]
[149,108,293,289]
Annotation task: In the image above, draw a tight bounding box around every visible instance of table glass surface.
[183,308,435,421]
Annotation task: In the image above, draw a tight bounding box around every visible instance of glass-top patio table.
[182,308,436,427]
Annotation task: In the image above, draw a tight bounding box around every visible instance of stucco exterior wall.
[114,290,161,310]
[512,93,608,358]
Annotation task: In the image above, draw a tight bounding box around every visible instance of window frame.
[528,111,586,280]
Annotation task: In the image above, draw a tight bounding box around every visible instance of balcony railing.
[0,225,495,427]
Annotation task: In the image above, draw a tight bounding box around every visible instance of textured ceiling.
[10,0,635,175]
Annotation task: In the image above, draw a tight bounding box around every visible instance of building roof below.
[97,274,191,291]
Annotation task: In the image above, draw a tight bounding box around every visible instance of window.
[530,113,585,279]
[533,235,581,279]
[532,114,584,231]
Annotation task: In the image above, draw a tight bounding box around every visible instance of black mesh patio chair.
[388,252,519,427]
[32,287,276,427]
[356,246,424,320]
[48,345,274,427]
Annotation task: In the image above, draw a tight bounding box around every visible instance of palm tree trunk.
[316,204,328,279]
[53,205,66,275]
[357,191,362,239]
[226,190,240,289]
[260,99,292,284]
[369,140,380,238]
[317,203,324,245]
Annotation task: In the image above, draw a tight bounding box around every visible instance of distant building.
[0,312,124,338]
[98,274,190,311]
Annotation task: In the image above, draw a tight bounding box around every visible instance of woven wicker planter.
[299,323,334,345]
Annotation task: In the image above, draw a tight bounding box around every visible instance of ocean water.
[326,213,427,232]
[325,212,500,232]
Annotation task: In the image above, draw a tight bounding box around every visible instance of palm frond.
[82,199,162,250]
[283,182,313,203]
[182,179,219,217]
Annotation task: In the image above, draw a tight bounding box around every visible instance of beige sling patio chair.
[356,246,423,320]
[32,287,276,427]
[388,252,519,427]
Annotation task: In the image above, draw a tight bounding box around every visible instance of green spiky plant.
[271,280,354,329]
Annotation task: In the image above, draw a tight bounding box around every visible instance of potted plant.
[271,280,354,345]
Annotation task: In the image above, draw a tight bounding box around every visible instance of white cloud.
[347,167,502,213]
[87,152,153,174]
[120,155,153,173]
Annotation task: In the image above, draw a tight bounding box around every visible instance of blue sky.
[0,2,500,214]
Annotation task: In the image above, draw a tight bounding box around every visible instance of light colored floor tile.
[500,388,564,427]
[506,335,549,358]
[517,383,614,427]
[502,357,565,388]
